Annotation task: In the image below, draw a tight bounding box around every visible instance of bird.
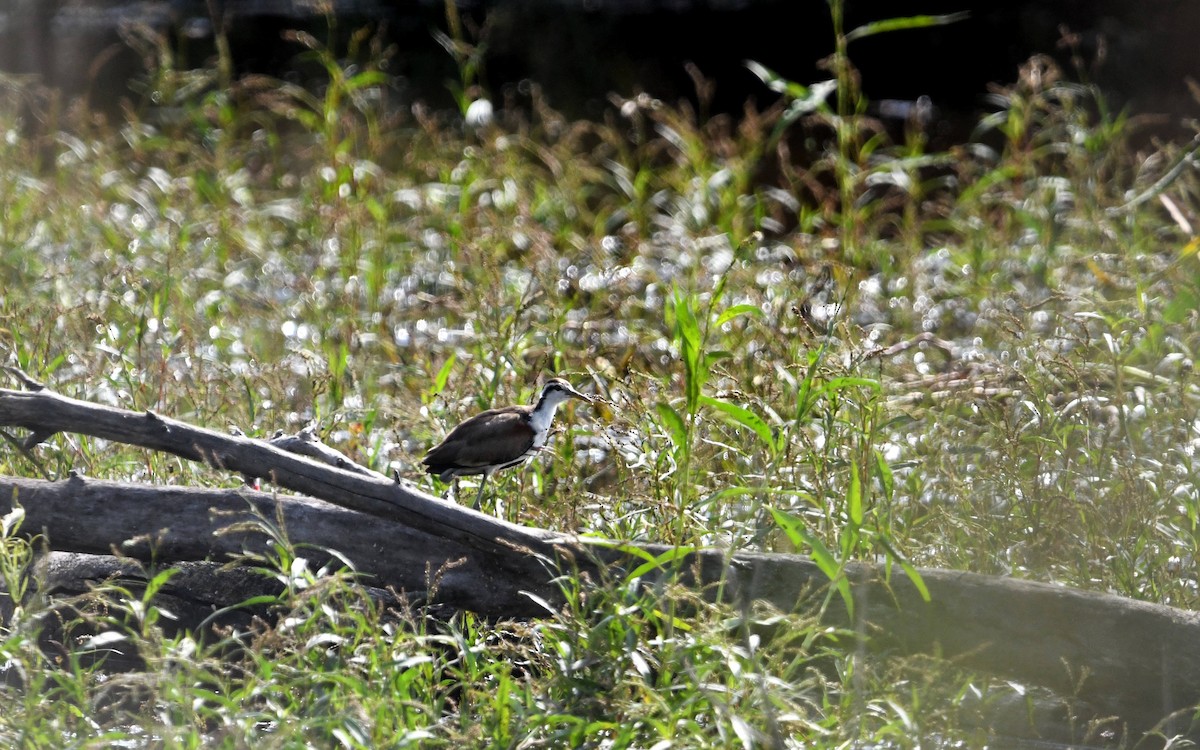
[422,378,593,510]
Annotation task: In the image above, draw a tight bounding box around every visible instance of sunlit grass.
[1,7,1199,745]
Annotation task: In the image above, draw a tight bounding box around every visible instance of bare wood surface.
[0,386,568,568]
[5,476,560,616]
[2,386,1200,731]
[264,426,391,480]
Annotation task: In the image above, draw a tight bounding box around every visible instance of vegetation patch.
[1,6,1199,747]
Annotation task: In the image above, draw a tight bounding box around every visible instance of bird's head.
[539,377,593,407]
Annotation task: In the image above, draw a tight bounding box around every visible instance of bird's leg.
[472,473,490,511]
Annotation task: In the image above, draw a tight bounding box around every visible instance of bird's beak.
[566,384,594,403]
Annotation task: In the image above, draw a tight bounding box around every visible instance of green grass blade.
[845,12,969,43]
[794,342,831,423]
[879,536,932,603]
[715,303,764,327]
[433,354,456,394]
[586,541,698,585]
[672,288,703,353]
[700,394,777,456]
[745,62,836,118]
[846,461,863,527]
[344,70,390,92]
[1164,283,1199,325]
[810,376,883,406]
[198,595,283,631]
[588,540,658,564]
[625,545,697,582]
[770,508,853,619]
[874,448,895,503]
[656,402,688,452]
[142,568,179,603]
[672,287,705,413]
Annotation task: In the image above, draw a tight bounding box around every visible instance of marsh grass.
[1,6,1199,746]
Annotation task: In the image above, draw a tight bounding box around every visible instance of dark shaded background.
[1,0,1196,125]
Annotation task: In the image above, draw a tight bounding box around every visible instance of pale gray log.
[4,476,556,617]
[0,386,569,571]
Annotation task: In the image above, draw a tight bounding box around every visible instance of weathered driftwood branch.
[0,385,570,582]
[5,475,555,617]
[1,386,1199,732]
[263,425,391,481]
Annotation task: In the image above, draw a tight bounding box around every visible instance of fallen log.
[4,475,553,617]
[1,385,1199,735]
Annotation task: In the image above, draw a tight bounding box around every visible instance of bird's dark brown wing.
[422,407,535,476]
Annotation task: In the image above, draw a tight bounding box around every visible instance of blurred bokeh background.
[3,0,1197,126]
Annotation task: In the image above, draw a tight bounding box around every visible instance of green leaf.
[344,70,390,91]
[779,80,838,129]
[874,449,895,503]
[673,288,702,351]
[700,395,778,455]
[822,376,883,393]
[744,60,810,99]
[879,536,932,603]
[672,288,705,413]
[586,543,701,626]
[366,197,387,224]
[625,545,697,582]
[142,568,179,602]
[847,461,863,527]
[433,355,456,394]
[199,595,283,631]
[715,303,764,327]
[810,376,883,406]
[1163,285,1199,324]
[794,342,829,422]
[845,12,970,43]
[656,402,688,451]
[745,62,837,118]
[898,557,931,603]
[771,508,853,619]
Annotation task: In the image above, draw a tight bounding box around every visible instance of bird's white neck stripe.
[529,391,568,438]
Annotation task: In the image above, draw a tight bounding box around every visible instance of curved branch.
[0,387,567,562]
